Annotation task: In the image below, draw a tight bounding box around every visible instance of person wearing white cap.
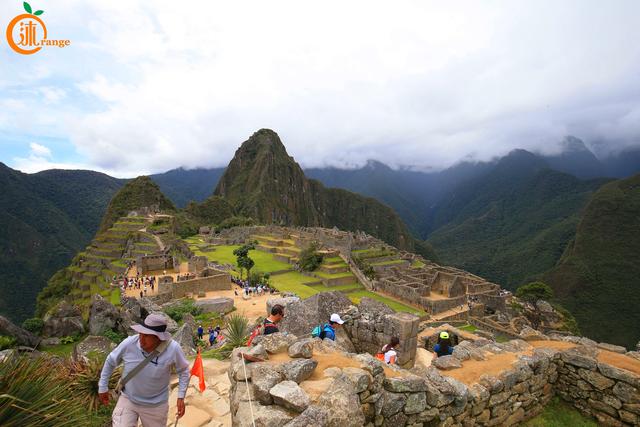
[97,313,190,427]
[312,313,345,341]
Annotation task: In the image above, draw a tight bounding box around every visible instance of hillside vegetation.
[0,164,122,322]
[545,174,640,348]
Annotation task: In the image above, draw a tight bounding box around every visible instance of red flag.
[190,348,206,392]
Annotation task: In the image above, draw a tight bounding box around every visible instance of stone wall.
[554,345,640,426]
[159,272,231,298]
[475,294,508,313]
[137,254,173,274]
[228,336,560,427]
[343,307,420,368]
[469,317,521,340]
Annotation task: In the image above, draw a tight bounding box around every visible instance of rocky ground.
[168,358,232,427]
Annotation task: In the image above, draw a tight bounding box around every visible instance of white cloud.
[29,142,52,158]
[2,0,640,175]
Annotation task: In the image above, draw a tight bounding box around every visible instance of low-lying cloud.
[2,0,640,176]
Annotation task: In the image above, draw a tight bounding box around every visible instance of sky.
[1,0,640,177]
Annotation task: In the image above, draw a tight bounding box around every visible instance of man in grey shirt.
[98,313,190,426]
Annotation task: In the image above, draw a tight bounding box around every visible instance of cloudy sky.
[1,0,640,177]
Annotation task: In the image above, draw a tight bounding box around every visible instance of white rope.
[240,354,257,427]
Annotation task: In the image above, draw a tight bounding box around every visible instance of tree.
[515,282,553,303]
[233,243,256,279]
[299,242,323,272]
[515,281,554,329]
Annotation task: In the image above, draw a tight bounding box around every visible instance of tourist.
[263,304,284,335]
[433,331,454,357]
[197,324,204,340]
[208,327,217,347]
[97,313,190,426]
[311,313,344,341]
[381,336,400,364]
[139,291,143,299]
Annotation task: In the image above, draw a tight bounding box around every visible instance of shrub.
[102,329,127,344]
[60,336,75,345]
[0,336,16,350]
[163,299,201,322]
[299,242,323,272]
[225,313,249,351]
[66,355,121,412]
[515,281,553,303]
[21,318,44,335]
[0,355,89,426]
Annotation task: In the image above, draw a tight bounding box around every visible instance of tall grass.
[0,355,88,426]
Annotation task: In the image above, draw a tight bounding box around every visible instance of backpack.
[246,320,276,346]
[311,323,328,340]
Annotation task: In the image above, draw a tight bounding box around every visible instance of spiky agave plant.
[66,355,122,412]
[225,313,250,349]
[0,354,88,427]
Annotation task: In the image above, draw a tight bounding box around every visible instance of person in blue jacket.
[312,313,344,341]
[433,331,454,357]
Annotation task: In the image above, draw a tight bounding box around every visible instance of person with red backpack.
[246,304,285,347]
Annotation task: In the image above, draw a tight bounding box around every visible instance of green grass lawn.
[411,260,426,268]
[270,272,322,298]
[314,270,355,279]
[524,397,598,427]
[346,290,426,316]
[191,244,292,273]
[41,341,76,357]
[110,288,120,306]
[308,282,363,292]
[458,324,478,333]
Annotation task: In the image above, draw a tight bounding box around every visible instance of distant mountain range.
[2,134,639,347]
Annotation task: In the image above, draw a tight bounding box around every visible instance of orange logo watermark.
[6,2,70,55]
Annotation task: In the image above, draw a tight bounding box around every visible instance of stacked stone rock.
[230,331,640,426]
[552,338,640,426]
[342,298,420,367]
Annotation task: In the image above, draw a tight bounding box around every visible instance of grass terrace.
[270,272,322,298]
[346,290,426,316]
[370,259,406,266]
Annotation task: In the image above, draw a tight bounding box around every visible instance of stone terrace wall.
[162,272,231,298]
[554,345,640,426]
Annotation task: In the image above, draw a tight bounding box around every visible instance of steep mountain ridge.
[0,164,122,322]
[545,173,640,348]
[214,129,426,253]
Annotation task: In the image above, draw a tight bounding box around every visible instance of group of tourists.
[121,275,156,298]
[231,277,276,297]
[176,273,195,282]
[197,324,222,347]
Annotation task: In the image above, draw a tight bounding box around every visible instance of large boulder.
[278,292,353,337]
[433,355,463,370]
[173,323,196,357]
[89,295,122,335]
[283,359,318,383]
[253,332,297,354]
[267,297,300,316]
[194,297,234,314]
[269,380,310,413]
[284,406,330,427]
[42,302,85,338]
[235,401,293,427]
[0,315,39,347]
[317,374,365,427]
[73,335,116,362]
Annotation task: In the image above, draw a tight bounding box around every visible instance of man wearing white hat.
[312,313,345,341]
[98,313,190,427]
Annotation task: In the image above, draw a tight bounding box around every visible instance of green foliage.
[225,313,249,349]
[184,196,234,225]
[98,176,175,233]
[427,168,607,290]
[21,318,43,335]
[35,268,72,317]
[60,336,76,345]
[524,397,598,427]
[516,282,553,303]
[545,174,640,348]
[0,355,89,426]
[215,216,255,232]
[248,271,268,286]
[0,336,16,350]
[66,355,121,412]
[163,299,201,322]
[234,243,256,278]
[552,303,581,335]
[298,242,323,272]
[353,256,377,280]
[102,329,127,344]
